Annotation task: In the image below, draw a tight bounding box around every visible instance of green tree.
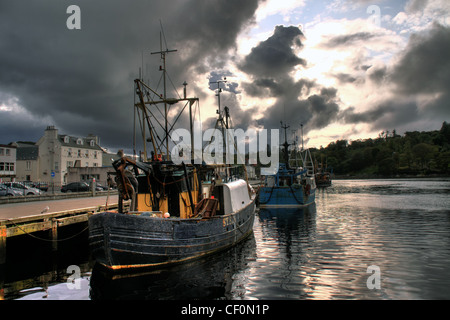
[412,143,437,169]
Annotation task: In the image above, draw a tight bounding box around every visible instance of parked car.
[0,184,24,197]
[94,183,109,191]
[61,182,90,193]
[3,182,42,195]
[30,182,49,192]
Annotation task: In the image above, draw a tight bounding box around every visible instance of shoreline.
[333,174,450,180]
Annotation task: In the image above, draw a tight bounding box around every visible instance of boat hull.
[89,200,256,270]
[258,185,316,208]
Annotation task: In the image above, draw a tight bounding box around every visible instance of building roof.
[102,152,121,167]
[16,143,39,160]
[0,144,16,148]
[58,135,103,151]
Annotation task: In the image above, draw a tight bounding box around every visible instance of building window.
[68,148,72,157]
[67,161,73,168]
[64,136,70,143]
[55,162,59,172]
[78,149,81,157]
[26,161,31,170]
[94,151,97,159]
[5,149,10,156]
[90,140,95,147]
[77,138,83,145]
[85,150,89,158]
[1,162,14,172]
[0,148,3,155]
[94,163,98,167]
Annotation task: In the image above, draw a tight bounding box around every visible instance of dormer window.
[77,138,83,145]
[90,140,95,147]
[64,136,70,143]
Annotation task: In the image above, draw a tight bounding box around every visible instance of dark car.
[61,182,90,193]
[30,182,49,192]
[94,183,109,191]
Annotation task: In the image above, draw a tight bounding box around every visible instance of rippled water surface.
[3,179,450,300]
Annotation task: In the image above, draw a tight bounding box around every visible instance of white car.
[3,182,42,195]
[0,184,24,197]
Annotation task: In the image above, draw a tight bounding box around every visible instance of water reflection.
[3,179,450,300]
[241,205,318,299]
[0,224,93,300]
[89,235,257,300]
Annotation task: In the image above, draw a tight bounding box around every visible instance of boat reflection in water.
[89,206,317,300]
[89,235,257,300]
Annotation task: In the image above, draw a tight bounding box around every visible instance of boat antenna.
[209,77,227,118]
[281,121,290,166]
[151,21,177,160]
[300,123,304,151]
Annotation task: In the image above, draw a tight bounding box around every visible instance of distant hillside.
[310,122,450,178]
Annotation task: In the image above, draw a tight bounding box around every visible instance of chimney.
[45,125,58,140]
[86,133,99,145]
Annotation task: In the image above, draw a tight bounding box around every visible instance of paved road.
[0,195,118,220]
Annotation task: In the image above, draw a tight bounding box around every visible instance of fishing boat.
[315,157,333,187]
[315,171,332,187]
[89,37,256,271]
[258,122,316,207]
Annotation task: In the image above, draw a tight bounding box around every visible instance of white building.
[36,126,103,186]
[0,144,16,182]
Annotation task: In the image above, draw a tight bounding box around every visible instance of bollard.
[51,219,58,251]
[0,225,6,264]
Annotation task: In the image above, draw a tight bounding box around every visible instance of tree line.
[310,122,450,177]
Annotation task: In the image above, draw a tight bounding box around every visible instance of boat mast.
[281,121,290,166]
[151,32,177,160]
[300,123,304,151]
[210,78,227,118]
[210,78,228,164]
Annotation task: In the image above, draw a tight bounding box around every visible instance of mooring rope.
[2,219,90,243]
[258,185,275,205]
[288,184,305,205]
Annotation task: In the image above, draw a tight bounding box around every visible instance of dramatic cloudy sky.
[1,0,449,153]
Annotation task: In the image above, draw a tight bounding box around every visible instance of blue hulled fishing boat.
[258,123,316,207]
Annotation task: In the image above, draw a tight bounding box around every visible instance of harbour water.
[2,179,450,300]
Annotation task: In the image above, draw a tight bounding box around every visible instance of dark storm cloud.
[169,0,261,73]
[239,25,341,134]
[333,73,359,84]
[390,23,450,95]
[340,100,420,131]
[251,79,341,136]
[239,25,306,77]
[0,0,261,151]
[321,32,377,48]
[207,71,240,94]
[339,23,450,132]
[367,66,388,84]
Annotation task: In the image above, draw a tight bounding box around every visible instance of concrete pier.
[0,195,127,264]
